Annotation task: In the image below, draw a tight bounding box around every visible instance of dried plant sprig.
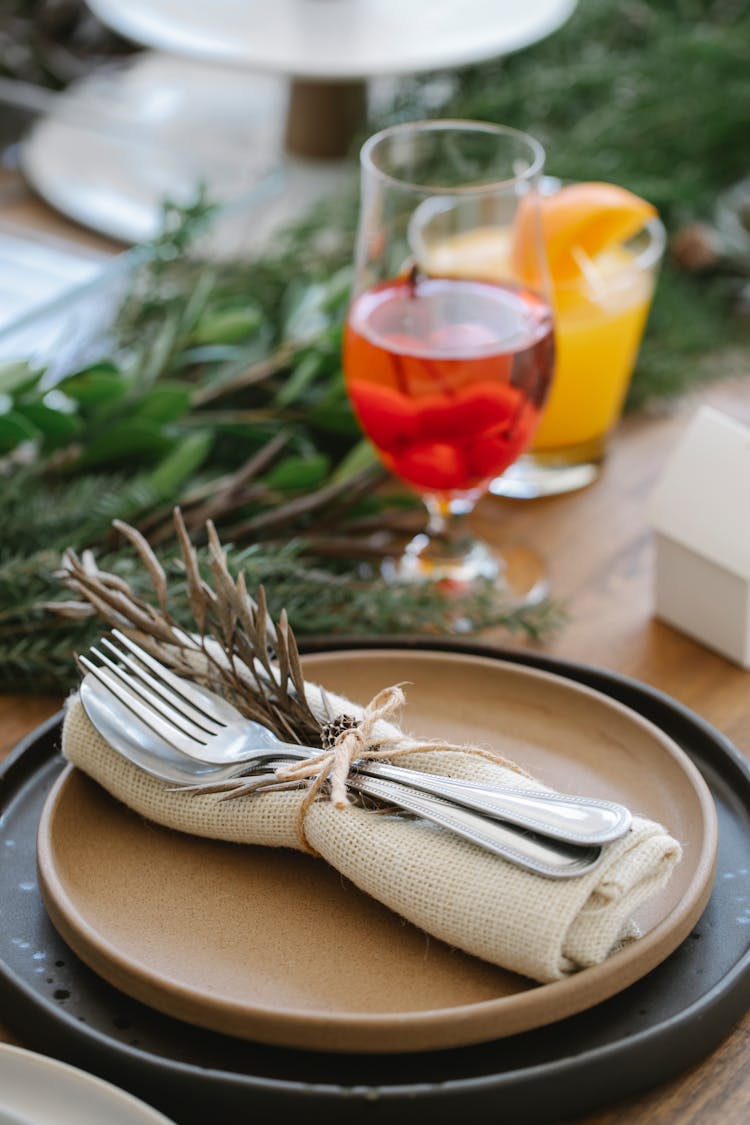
[59,509,324,747]
[173,506,210,635]
[111,519,168,612]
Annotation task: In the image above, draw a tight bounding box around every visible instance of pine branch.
[49,511,567,725]
[0,528,563,694]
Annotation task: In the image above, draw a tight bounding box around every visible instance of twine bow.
[274,685,406,850]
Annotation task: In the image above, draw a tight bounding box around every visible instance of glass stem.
[422,496,477,563]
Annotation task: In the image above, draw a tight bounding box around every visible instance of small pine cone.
[671,223,722,273]
[320,713,359,749]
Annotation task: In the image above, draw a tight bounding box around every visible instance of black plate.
[2,641,750,1124]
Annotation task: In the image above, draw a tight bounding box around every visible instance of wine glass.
[343,119,554,599]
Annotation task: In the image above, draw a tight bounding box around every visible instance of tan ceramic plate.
[37,651,718,1053]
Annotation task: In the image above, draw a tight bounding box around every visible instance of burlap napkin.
[62,679,682,984]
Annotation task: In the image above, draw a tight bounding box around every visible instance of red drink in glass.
[344,273,554,496]
[343,120,552,597]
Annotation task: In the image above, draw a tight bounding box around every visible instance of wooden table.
[1,177,749,1124]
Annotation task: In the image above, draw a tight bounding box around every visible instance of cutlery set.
[77,632,633,878]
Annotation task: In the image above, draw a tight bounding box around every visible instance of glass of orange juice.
[412,178,664,498]
[491,180,665,497]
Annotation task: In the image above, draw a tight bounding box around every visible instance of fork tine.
[78,656,217,758]
[111,629,241,724]
[100,637,224,735]
[85,646,214,745]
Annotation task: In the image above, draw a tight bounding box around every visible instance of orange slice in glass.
[512,182,658,285]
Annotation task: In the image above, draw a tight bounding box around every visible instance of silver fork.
[77,631,632,847]
[78,671,604,879]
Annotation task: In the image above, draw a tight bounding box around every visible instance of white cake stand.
[86,0,576,79]
[23,0,576,241]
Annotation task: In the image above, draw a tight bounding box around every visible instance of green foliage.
[1,0,748,692]
[431,1,750,217]
[626,264,743,409]
[0,543,565,694]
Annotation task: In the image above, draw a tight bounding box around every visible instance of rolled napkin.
[62,680,682,984]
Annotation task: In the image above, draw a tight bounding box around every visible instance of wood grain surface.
[1,174,749,1123]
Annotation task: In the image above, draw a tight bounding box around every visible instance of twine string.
[268,683,532,855]
[275,684,405,803]
[179,682,534,855]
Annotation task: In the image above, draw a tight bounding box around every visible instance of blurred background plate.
[0,1043,173,1124]
[20,53,287,243]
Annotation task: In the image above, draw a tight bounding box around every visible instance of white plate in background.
[0,1043,174,1125]
[22,54,285,244]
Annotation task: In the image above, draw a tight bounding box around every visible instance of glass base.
[489,439,606,499]
[381,533,549,606]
